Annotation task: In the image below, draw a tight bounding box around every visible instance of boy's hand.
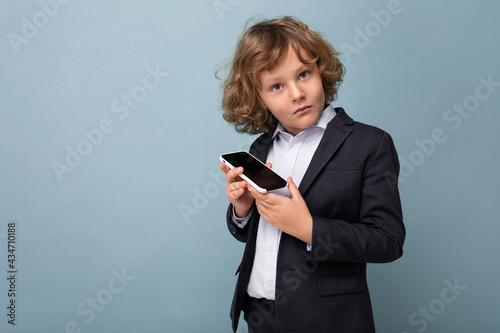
[219,162,272,218]
[247,177,313,244]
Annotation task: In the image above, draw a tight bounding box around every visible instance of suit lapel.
[249,108,354,196]
[250,128,274,162]
[299,107,354,195]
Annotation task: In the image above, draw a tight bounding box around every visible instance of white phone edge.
[219,153,270,194]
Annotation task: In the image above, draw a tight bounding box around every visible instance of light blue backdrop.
[1,0,499,332]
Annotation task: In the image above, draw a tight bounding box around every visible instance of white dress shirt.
[232,105,337,300]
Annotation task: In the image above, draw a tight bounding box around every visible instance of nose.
[289,83,305,102]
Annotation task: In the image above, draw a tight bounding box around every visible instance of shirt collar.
[272,104,337,140]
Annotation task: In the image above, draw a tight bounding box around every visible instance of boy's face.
[258,46,325,136]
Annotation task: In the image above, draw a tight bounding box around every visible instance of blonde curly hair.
[221,16,345,135]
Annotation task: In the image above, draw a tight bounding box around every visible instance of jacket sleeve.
[304,132,405,264]
[226,204,254,243]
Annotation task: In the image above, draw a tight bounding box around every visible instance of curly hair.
[221,16,345,135]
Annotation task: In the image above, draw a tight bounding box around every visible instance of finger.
[247,184,263,199]
[220,163,230,174]
[255,206,268,221]
[226,166,244,183]
[287,177,301,200]
[228,187,241,199]
[255,204,273,224]
[229,180,249,195]
[230,187,245,200]
[254,198,273,211]
[249,189,277,209]
[230,180,247,192]
[254,199,267,213]
[249,185,271,200]
[265,162,273,169]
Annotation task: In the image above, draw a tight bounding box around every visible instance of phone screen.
[220,152,287,192]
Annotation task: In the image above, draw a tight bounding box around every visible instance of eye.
[299,71,310,80]
[271,84,283,91]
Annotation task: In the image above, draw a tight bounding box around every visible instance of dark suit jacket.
[227,107,405,332]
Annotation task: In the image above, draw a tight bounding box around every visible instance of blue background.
[1,0,499,332]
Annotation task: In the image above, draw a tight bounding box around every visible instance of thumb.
[287,177,301,200]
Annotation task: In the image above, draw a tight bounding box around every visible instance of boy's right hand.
[220,162,267,218]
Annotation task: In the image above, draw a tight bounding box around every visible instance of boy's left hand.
[247,177,313,244]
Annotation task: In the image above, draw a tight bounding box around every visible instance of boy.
[219,16,405,332]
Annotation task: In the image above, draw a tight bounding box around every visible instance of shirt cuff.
[231,206,253,229]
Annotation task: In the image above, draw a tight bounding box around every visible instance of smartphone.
[219,151,288,193]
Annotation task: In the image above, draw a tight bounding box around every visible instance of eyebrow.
[262,63,314,83]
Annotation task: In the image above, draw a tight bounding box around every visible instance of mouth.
[294,105,311,115]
